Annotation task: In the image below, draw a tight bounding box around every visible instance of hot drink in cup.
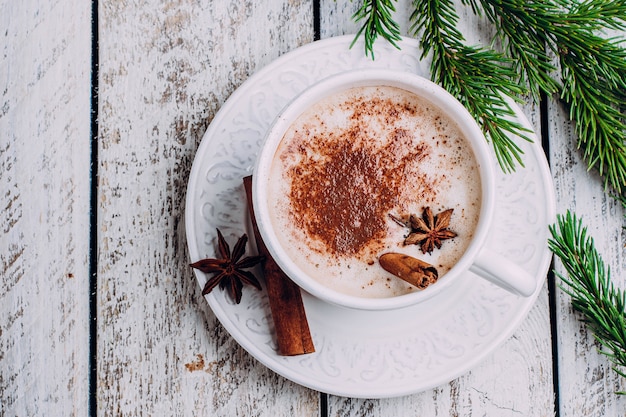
[253,70,536,310]
[267,84,481,298]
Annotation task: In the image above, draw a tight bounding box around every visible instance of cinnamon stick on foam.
[243,176,315,355]
[379,252,439,290]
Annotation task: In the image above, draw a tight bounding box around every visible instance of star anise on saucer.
[190,228,265,304]
[391,207,457,254]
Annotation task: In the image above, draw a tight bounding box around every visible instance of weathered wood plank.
[96,1,318,415]
[320,1,555,414]
[549,87,626,415]
[0,0,92,415]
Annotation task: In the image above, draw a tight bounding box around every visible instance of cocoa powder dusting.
[286,92,434,258]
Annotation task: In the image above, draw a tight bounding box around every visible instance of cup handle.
[469,248,537,297]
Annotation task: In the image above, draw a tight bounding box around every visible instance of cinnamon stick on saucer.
[243,176,315,356]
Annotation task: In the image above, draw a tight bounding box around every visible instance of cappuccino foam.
[267,85,481,298]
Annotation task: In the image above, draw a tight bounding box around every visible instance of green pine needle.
[351,0,402,59]
[558,34,626,194]
[549,211,626,391]
[462,0,562,100]
[469,0,626,193]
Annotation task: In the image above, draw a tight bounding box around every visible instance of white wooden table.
[2,1,626,416]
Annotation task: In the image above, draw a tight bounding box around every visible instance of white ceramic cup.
[252,69,537,310]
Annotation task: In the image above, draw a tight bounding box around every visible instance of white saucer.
[185,35,555,398]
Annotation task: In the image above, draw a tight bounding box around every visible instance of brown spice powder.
[286,94,435,258]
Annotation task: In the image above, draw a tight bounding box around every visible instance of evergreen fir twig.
[462,0,561,100]
[558,33,626,195]
[351,0,402,59]
[465,0,626,194]
[549,211,626,392]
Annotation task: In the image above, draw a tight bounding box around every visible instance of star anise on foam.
[190,228,265,304]
[390,207,457,254]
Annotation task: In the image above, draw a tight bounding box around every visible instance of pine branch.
[410,0,532,172]
[557,32,626,195]
[565,0,626,31]
[466,0,626,194]
[462,0,561,100]
[351,0,402,59]
[548,211,626,391]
